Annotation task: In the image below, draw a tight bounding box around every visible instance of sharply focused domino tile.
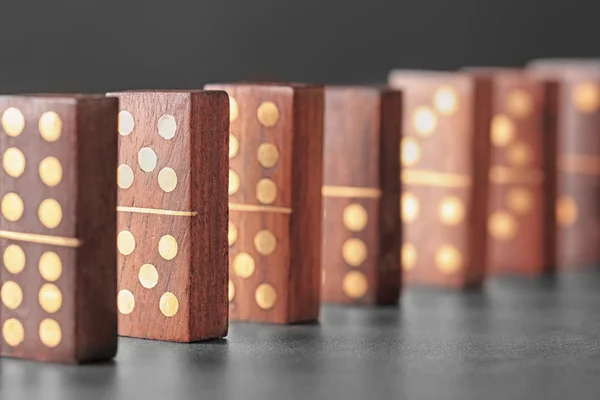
[465,69,556,275]
[0,95,118,363]
[321,86,402,305]
[528,60,600,269]
[388,71,491,289]
[107,91,229,342]
[205,82,324,324]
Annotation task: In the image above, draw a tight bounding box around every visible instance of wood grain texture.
[465,68,556,276]
[0,95,118,363]
[321,86,402,305]
[204,82,324,324]
[388,70,491,289]
[527,60,600,269]
[106,90,229,342]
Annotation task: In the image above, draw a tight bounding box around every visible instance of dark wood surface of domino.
[204,82,324,324]
[465,68,556,276]
[0,95,118,363]
[321,86,402,305]
[527,60,600,269]
[388,70,491,289]
[107,90,229,342]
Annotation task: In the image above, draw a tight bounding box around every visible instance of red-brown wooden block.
[204,82,324,324]
[465,68,557,276]
[528,59,600,269]
[388,70,492,289]
[106,90,229,341]
[321,86,402,305]
[0,95,118,363]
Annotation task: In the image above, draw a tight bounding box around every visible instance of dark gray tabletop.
[2,267,600,400]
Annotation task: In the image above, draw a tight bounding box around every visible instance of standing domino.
[389,70,492,289]
[0,95,118,363]
[465,68,557,276]
[321,86,402,305]
[528,60,600,269]
[205,82,324,324]
[107,90,229,342]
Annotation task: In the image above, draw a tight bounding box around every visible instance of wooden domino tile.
[465,68,557,275]
[528,60,600,269]
[388,70,492,289]
[204,82,324,324]
[107,90,229,342]
[0,95,118,363]
[321,86,402,305]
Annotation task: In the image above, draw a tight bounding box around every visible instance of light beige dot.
[117,230,136,256]
[228,221,237,247]
[342,238,368,266]
[254,229,277,256]
[256,178,278,204]
[118,110,135,136]
[3,147,26,178]
[507,188,534,214]
[439,196,465,225]
[229,134,239,158]
[255,283,277,310]
[229,169,240,195]
[38,112,62,142]
[39,251,62,282]
[2,108,25,137]
[343,203,368,232]
[117,164,134,189]
[39,318,62,348]
[157,114,177,140]
[233,252,255,278]
[117,289,135,315]
[488,211,518,240]
[158,235,178,260]
[401,137,422,167]
[412,106,438,136]
[1,192,24,222]
[228,280,235,302]
[158,167,178,193]
[138,147,158,172]
[433,86,459,115]
[557,195,578,227]
[229,96,239,123]
[39,156,63,187]
[1,281,23,309]
[139,264,159,289]
[4,245,25,275]
[402,243,417,271]
[159,292,179,317]
[38,198,62,229]
[572,81,600,113]
[257,143,280,168]
[507,141,532,167]
[491,115,515,147]
[506,89,533,118]
[257,102,279,127]
[2,318,24,347]
[402,192,419,223]
[342,271,368,299]
[435,246,463,275]
[38,283,62,313]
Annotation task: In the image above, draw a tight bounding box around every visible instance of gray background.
[0,0,598,93]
